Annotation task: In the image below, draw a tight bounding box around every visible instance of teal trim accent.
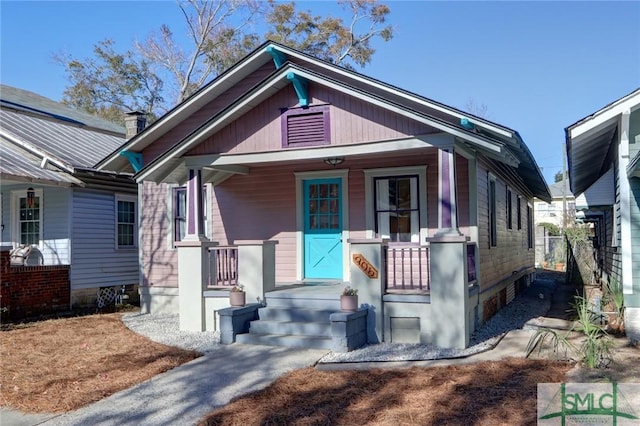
[287,72,309,107]
[266,46,286,69]
[460,117,475,130]
[119,150,143,173]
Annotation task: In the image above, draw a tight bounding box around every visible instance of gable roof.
[0,85,127,186]
[97,41,551,201]
[566,88,640,194]
[547,179,574,199]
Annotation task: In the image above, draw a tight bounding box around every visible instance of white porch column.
[436,147,463,237]
[348,238,387,343]
[428,234,470,349]
[234,240,278,305]
[185,167,207,241]
[176,240,217,331]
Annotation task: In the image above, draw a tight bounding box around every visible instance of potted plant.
[229,285,246,307]
[340,286,358,312]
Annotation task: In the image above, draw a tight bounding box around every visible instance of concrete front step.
[249,319,332,337]
[258,306,336,323]
[236,332,334,350]
[265,294,341,310]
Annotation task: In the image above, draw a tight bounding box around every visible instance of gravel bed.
[122,275,558,362]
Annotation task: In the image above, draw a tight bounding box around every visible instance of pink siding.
[141,62,275,164]
[187,84,439,156]
[140,181,178,287]
[476,159,535,292]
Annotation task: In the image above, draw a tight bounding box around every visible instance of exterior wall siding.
[629,110,640,294]
[141,62,275,164]
[141,150,467,287]
[187,84,438,156]
[70,188,139,290]
[0,184,71,264]
[475,158,535,321]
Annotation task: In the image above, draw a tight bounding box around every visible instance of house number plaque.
[352,254,378,279]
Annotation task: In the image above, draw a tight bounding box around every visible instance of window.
[281,105,330,147]
[12,188,43,247]
[173,186,207,244]
[116,195,137,248]
[489,175,497,247]
[506,188,513,229]
[374,176,419,243]
[517,196,522,230]
[527,204,533,249]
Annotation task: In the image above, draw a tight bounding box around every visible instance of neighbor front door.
[303,178,343,279]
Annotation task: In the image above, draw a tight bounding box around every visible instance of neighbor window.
[517,196,522,230]
[173,186,207,244]
[18,191,41,245]
[527,205,534,249]
[374,176,420,243]
[116,195,137,248]
[506,188,513,230]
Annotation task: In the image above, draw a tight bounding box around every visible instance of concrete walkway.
[1,345,328,426]
[1,271,574,426]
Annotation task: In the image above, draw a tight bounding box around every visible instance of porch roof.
[566,88,640,195]
[98,41,551,201]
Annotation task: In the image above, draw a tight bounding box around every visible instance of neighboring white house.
[534,179,575,229]
[566,87,640,344]
[0,85,140,307]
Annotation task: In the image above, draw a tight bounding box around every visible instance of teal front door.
[303,178,343,279]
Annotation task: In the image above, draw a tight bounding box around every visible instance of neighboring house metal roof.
[0,84,124,135]
[566,88,640,194]
[97,40,551,202]
[0,85,127,186]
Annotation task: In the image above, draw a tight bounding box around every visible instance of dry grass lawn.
[0,312,200,413]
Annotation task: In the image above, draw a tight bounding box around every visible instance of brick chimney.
[124,111,147,139]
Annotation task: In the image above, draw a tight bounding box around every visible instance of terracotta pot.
[340,295,358,312]
[555,263,565,271]
[229,291,246,307]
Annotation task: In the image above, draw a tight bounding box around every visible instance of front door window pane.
[308,183,340,230]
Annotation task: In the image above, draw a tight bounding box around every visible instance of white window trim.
[11,188,44,249]
[115,193,138,250]
[167,183,211,249]
[363,166,428,243]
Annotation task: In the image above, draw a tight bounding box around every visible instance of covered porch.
[164,139,481,350]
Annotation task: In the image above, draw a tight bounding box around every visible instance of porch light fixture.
[27,187,35,208]
[324,157,344,167]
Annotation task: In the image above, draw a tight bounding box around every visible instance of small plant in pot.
[340,286,358,312]
[229,284,246,307]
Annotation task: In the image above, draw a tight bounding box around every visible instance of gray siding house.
[566,88,640,344]
[0,85,140,307]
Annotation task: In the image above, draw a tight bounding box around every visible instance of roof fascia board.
[137,65,507,181]
[183,137,441,169]
[96,45,274,171]
[568,91,640,139]
[0,130,76,173]
[0,173,78,187]
[269,44,514,139]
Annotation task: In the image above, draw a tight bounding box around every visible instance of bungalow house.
[97,42,550,350]
[565,88,640,344]
[0,85,139,317]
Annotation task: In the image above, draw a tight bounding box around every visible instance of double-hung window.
[375,176,420,243]
[116,195,137,248]
[12,188,43,247]
[173,186,207,244]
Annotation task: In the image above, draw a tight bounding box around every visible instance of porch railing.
[208,246,238,288]
[467,243,477,284]
[385,245,430,292]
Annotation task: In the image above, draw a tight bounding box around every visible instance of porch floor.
[269,281,347,298]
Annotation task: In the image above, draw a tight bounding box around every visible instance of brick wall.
[1,249,70,320]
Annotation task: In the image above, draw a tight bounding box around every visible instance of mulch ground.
[0,312,200,413]
[199,358,571,426]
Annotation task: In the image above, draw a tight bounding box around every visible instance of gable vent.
[282,105,330,148]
